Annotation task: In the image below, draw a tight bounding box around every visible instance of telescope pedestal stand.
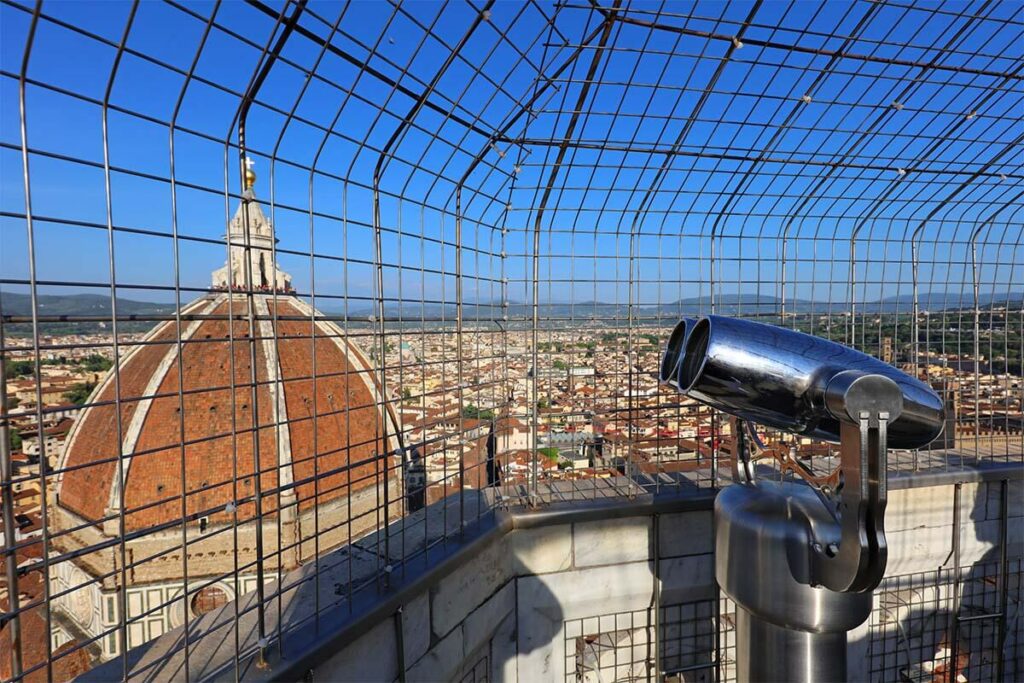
[717,386,896,683]
[717,481,872,682]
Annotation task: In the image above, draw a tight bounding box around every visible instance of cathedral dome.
[54,178,400,569]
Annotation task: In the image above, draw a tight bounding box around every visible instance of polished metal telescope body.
[679,315,944,449]
[662,315,945,683]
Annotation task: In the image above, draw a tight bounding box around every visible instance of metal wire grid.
[660,598,733,683]
[869,557,1023,681]
[869,479,1022,682]
[565,609,656,682]
[563,547,1021,683]
[459,653,491,683]
[499,0,1023,491]
[0,0,1020,681]
[563,598,735,682]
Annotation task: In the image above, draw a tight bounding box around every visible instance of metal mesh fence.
[563,598,735,683]
[0,0,1021,680]
[870,558,1023,682]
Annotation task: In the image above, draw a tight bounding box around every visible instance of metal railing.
[0,0,1020,680]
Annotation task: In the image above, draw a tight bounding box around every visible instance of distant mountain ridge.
[340,291,1022,318]
[1,292,178,336]
[1,292,177,318]
[1,290,1019,330]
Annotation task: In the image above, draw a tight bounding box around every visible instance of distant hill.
[1,292,178,317]
[1,292,177,336]
[861,291,1019,313]
[340,291,1023,319]
[1,290,1019,336]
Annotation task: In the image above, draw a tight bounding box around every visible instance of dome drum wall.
[50,483,401,588]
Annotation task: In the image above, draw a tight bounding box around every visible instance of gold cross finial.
[244,156,256,190]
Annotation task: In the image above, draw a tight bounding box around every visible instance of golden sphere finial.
[244,156,256,190]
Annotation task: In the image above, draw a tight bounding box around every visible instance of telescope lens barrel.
[680,317,710,391]
[659,317,696,388]
[670,315,944,449]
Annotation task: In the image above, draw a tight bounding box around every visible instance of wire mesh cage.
[0,0,1021,680]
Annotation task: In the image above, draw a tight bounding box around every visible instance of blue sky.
[1,0,1021,312]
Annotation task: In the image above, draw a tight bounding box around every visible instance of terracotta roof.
[0,571,93,683]
[57,295,398,533]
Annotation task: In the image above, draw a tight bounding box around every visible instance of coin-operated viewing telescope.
[662,315,945,683]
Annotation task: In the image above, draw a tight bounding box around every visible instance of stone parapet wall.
[83,470,1022,682]
[313,477,1020,682]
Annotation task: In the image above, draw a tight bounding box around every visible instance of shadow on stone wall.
[851,481,1021,682]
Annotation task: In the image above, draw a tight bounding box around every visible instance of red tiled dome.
[57,294,397,533]
[56,188,399,536]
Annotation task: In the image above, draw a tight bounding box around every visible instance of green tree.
[79,354,113,373]
[462,404,495,421]
[538,447,559,463]
[63,381,97,406]
[4,360,35,379]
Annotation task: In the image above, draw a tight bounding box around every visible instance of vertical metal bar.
[0,300,22,683]
[995,478,1009,681]
[949,481,963,679]
[371,183,388,588]
[371,0,494,559]
[395,197,408,558]
[235,140,269,665]
[626,223,636,497]
[16,4,52,680]
[455,188,466,535]
[231,0,307,660]
[910,230,920,366]
[970,233,983,458]
[652,513,661,679]
[530,212,541,504]
[394,605,407,683]
[166,3,220,677]
[99,6,140,673]
[708,232,718,486]
[343,183,354,610]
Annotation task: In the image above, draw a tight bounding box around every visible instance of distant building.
[881,337,894,364]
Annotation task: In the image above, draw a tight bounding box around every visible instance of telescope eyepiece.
[659,317,697,388]
[679,317,710,392]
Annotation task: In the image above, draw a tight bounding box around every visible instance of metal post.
[0,303,22,683]
[995,478,1009,681]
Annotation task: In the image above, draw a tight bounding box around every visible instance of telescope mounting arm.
[807,371,901,593]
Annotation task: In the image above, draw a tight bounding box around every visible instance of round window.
[190,585,228,617]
